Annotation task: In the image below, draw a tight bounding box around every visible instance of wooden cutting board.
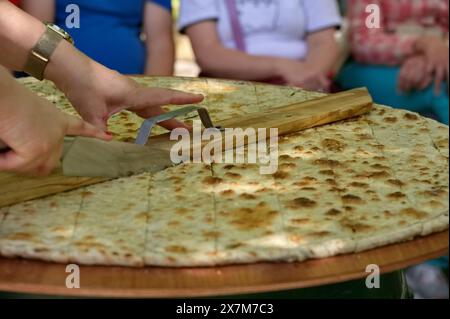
[0,230,446,297]
[0,87,372,207]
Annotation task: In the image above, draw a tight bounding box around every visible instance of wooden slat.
[0,88,372,207]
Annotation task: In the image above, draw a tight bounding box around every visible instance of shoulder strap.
[224,0,247,52]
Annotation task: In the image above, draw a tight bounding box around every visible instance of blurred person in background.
[336,0,449,125]
[337,0,449,299]
[179,0,342,92]
[22,0,175,75]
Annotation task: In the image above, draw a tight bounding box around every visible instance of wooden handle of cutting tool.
[148,87,373,154]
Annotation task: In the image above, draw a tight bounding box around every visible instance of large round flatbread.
[0,77,448,267]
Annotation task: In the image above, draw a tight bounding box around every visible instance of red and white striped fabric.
[348,0,449,65]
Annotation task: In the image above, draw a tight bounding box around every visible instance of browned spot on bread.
[203,217,214,223]
[240,193,257,200]
[8,232,34,240]
[203,176,222,185]
[175,208,188,215]
[404,113,419,121]
[330,187,347,193]
[309,231,332,238]
[301,187,317,191]
[279,154,295,161]
[421,188,448,198]
[227,242,245,249]
[77,212,87,220]
[273,171,289,179]
[33,248,50,253]
[357,134,372,140]
[386,179,405,186]
[319,170,335,176]
[229,206,279,230]
[384,210,394,218]
[202,231,221,239]
[81,191,94,197]
[286,197,317,209]
[134,212,150,223]
[350,182,369,188]
[340,218,373,233]
[378,109,386,116]
[280,162,296,170]
[371,164,390,170]
[294,146,304,152]
[387,192,406,199]
[256,187,271,193]
[50,202,59,208]
[342,194,364,204]
[326,208,342,216]
[168,221,181,227]
[369,171,390,179]
[220,189,235,197]
[401,208,428,219]
[225,172,242,179]
[325,179,337,185]
[384,116,398,123]
[314,158,341,167]
[165,245,190,254]
[321,139,347,152]
[290,218,310,225]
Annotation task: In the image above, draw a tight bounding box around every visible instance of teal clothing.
[336,61,449,125]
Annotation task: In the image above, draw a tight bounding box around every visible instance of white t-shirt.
[179,0,341,60]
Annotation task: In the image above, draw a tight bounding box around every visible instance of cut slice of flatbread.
[67,174,151,266]
[0,191,82,263]
[144,163,217,266]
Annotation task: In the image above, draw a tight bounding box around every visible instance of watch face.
[46,23,74,45]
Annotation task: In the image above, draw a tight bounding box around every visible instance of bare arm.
[186,21,282,80]
[304,28,340,75]
[0,0,203,131]
[143,2,175,76]
[21,0,55,22]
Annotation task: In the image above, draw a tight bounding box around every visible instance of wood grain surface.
[0,230,447,297]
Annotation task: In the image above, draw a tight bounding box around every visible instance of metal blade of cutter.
[135,105,216,145]
[64,106,217,177]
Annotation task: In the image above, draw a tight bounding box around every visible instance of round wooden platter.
[0,230,447,297]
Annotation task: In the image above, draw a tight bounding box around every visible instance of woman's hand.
[398,55,433,92]
[46,44,204,131]
[60,64,204,131]
[415,36,449,95]
[275,59,331,92]
[0,68,111,175]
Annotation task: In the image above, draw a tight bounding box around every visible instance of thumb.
[65,114,112,141]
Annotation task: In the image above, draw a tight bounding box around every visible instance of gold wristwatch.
[23,23,74,80]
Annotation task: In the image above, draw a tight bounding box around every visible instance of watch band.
[23,26,64,81]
